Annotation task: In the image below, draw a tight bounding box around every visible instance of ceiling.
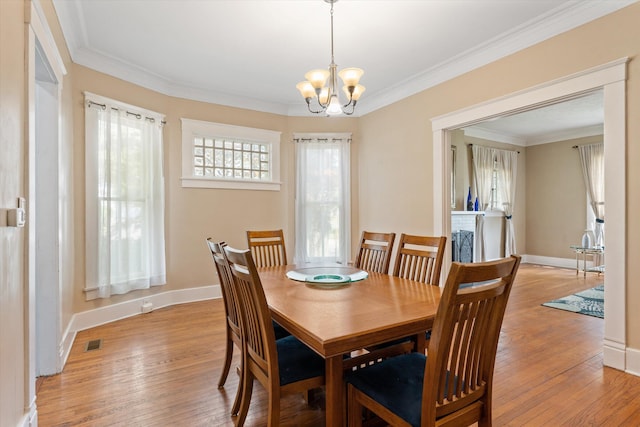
[52,0,631,138]
[464,90,604,146]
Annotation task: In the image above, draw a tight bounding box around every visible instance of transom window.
[181,119,281,191]
[193,137,270,180]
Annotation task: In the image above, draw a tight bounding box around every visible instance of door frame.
[25,0,67,423]
[431,58,628,372]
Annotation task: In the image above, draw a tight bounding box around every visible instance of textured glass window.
[192,137,270,181]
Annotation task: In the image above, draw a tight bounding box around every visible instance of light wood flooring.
[36,264,640,426]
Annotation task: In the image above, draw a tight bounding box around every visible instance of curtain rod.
[87,100,166,125]
[466,143,520,154]
[572,142,604,149]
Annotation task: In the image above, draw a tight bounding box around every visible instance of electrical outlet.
[141,301,153,313]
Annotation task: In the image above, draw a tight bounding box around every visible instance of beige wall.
[3,1,640,424]
[71,66,360,311]
[0,1,27,425]
[526,136,603,258]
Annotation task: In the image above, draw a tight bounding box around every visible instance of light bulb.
[326,94,343,115]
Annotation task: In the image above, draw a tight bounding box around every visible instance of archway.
[432,58,627,371]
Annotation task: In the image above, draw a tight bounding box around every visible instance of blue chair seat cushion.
[272,320,291,340]
[346,352,427,427]
[276,335,324,386]
[346,353,460,427]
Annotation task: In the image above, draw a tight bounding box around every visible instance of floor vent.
[85,339,102,352]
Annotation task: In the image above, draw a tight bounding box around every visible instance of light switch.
[7,197,26,227]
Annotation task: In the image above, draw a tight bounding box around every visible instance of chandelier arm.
[342,100,357,115]
[342,89,354,108]
[305,98,327,114]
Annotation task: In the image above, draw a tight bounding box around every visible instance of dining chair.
[246,229,287,268]
[206,238,290,415]
[362,234,448,358]
[346,255,522,427]
[223,245,325,426]
[354,231,396,274]
[393,234,447,286]
[205,238,244,415]
[246,230,291,339]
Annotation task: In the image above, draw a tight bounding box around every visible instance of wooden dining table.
[258,265,442,427]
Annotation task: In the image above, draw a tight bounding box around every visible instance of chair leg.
[234,369,253,427]
[267,384,281,427]
[347,384,364,427]
[231,359,244,416]
[218,335,233,388]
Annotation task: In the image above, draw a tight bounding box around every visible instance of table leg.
[325,355,344,427]
[583,252,587,278]
[576,251,579,275]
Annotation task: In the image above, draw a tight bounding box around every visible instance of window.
[472,145,516,211]
[294,133,351,264]
[84,93,166,300]
[181,119,281,190]
[490,159,505,210]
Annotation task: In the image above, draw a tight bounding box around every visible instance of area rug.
[542,284,604,318]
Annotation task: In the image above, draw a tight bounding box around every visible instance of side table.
[570,245,605,277]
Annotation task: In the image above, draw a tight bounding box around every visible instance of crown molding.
[463,127,527,146]
[465,123,604,147]
[358,0,636,116]
[53,0,637,116]
[526,124,604,146]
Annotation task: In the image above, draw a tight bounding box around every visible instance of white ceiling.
[52,0,631,137]
[464,90,604,146]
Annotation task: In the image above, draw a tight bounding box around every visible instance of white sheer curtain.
[85,93,166,299]
[294,133,351,265]
[496,149,518,256]
[578,142,605,247]
[472,145,495,261]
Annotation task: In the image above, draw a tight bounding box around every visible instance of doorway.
[34,42,61,376]
[432,58,627,371]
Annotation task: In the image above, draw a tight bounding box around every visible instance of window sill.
[181,177,281,191]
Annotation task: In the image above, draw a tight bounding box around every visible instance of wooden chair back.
[206,238,244,414]
[423,255,521,425]
[354,231,396,274]
[224,246,278,383]
[393,234,447,286]
[224,245,324,425]
[207,239,242,345]
[246,229,288,268]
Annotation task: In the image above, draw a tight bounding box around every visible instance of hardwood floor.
[37,264,640,426]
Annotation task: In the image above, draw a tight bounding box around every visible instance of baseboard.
[603,338,627,371]
[60,285,221,368]
[625,347,640,376]
[60,322,76,370]
[18,400,37,427]
[521,254,576,269]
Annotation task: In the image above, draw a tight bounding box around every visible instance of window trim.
[181,118,281,191]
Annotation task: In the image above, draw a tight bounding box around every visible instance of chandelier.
[296,0,365,116]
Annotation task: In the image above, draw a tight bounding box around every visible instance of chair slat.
[354,231,396,274]
[247,229,287,268]
[393,234,447,286]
